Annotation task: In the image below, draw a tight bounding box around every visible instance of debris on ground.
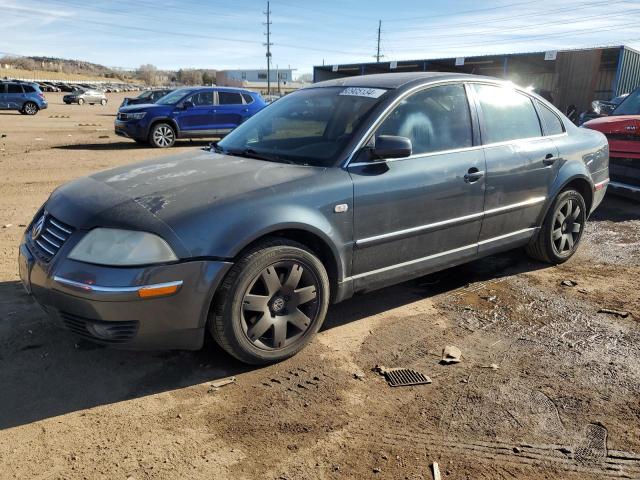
[478,363,499,370]
[3,224,12,228]
[598,308,630,318]
[431,461,441,480]
[561,280,578,287]
[373,365,431,387]
[480,295,497,302]
[209,377,237,391]
[352,371,366,380]
[441,345,462,364]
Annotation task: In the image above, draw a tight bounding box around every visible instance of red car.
[584,88,640,200]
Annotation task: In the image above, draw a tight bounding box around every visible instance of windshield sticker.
[339,87,387,98]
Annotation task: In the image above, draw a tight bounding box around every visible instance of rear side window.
[22,85,36,93]
[375,83,473,155]
[241,93,254,104]
[7,84,23,94]
[538,102,565,135]
[218,91,243,105]
[474,84,542,144]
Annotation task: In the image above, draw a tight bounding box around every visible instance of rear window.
[218,91,243,105]
[241,93,254,104]
[474,84,542,144]
[7,84,23,94]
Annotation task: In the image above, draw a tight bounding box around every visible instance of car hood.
[583,115,640,134]
[45,151,323,255]
[119,103,164,112]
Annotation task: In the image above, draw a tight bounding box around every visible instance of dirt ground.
[1,93,639,480]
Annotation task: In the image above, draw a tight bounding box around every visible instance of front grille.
[59,311,139,343]
[28,214,74,262]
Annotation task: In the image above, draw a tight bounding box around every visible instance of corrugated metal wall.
[554,49,603,112]
[615,47,640,96]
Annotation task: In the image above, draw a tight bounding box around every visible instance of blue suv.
[115,86,266,148]
[0,81,48,115]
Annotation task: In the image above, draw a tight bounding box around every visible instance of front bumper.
[114,119,147,141]
[19,241,232,350]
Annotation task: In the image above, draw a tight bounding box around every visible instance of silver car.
[63,89,107,106]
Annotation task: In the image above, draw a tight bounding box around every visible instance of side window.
[375,83,473,155]
[7,84,23,94]
[187,91,213,106]
[218,91,243,105]
[22,85,35,93]
[538,102,565,135]
[474,84,542,143]
[241,93,254,104]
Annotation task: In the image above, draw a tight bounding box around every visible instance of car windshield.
[156,88,196,105]
[138,91,153,99]
[612,88,640,115]
[217,86,387,167]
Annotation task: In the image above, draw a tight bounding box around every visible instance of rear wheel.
[149,123,176,148]
[210,239,330,364]
[22,102,38,115]
[526,189,586,264]
[100,98,107,106]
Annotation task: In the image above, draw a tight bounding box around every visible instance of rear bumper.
[609,157,640,201]
[19,242,233,350]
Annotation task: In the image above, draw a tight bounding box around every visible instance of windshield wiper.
[224,148,295,164]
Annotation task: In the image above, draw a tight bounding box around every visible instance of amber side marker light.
[138,281,183,298]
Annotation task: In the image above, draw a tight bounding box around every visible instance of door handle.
[464,168,485,183]
[543,153,560,166]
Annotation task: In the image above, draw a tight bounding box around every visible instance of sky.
[2,0,640,78]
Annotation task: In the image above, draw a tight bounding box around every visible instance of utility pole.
[376,20,382,63]
[263,1,273,95]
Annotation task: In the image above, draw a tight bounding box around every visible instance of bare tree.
[137,64,158,85]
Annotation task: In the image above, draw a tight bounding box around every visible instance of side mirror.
[369,135,412,160]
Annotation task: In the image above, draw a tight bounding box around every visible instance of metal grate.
[28,213,74,262]
[60,311,139,343]
[383,368,432,387]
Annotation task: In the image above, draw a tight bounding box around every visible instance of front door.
[349,83,486,291]
[174,90,215,134]
[471,83,559,252]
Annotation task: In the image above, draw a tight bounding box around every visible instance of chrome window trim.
[343,77,568,169]
[345,228,535,281]
[53,276,183,294]
[355,196,545,247]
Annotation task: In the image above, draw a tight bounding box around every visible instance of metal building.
[313,45,640,113]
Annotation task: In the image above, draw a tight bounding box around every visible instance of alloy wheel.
[240,260,320,350]
[552,198,583,256]
[24,103,37,115]
[153,126,174,147]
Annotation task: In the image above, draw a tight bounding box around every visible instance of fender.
[146,117,180,138]
[535,160,593,227]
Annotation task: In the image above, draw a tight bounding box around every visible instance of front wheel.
[22,102,38,115]
[149,123,176,148]
[526,189,586,264]
[210,239,330,364]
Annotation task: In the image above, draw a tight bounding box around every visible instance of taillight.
[38,93,45,100]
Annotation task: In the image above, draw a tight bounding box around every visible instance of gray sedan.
[19,72,609,364]
[63,89,107,105]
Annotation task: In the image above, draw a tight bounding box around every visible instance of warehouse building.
[217,68,303,94]
[313,45,640,113]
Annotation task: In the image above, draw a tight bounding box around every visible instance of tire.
[210,238,330,364]
[78,98,84,105]
[526,189,587,264]
[149,123,176,148]
[22,102,38,115]
[100,99,107,106]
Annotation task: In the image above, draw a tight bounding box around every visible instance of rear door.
[0,83,7,109]
[471,83,559,253]
[349,82,486,290]
[173,90,215,134]
[6,83,24,109]
[213,91,246,131]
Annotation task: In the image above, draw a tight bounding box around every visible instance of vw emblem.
[31,215,46,240]
[271,296,286,313]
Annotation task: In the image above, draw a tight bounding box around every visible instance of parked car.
[115,86,265,147]
[63,88,107,105]
[19,73,609,364]
[578,93,629,125]
[583,87,640,200]
[0,81,47,115]
[120,88,174,108]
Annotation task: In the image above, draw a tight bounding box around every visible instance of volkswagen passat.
[19,73,609,364]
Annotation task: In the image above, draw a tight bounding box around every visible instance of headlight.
[68,228,177,266]
[128,112,146,120]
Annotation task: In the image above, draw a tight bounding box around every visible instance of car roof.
[310,72,503,90]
